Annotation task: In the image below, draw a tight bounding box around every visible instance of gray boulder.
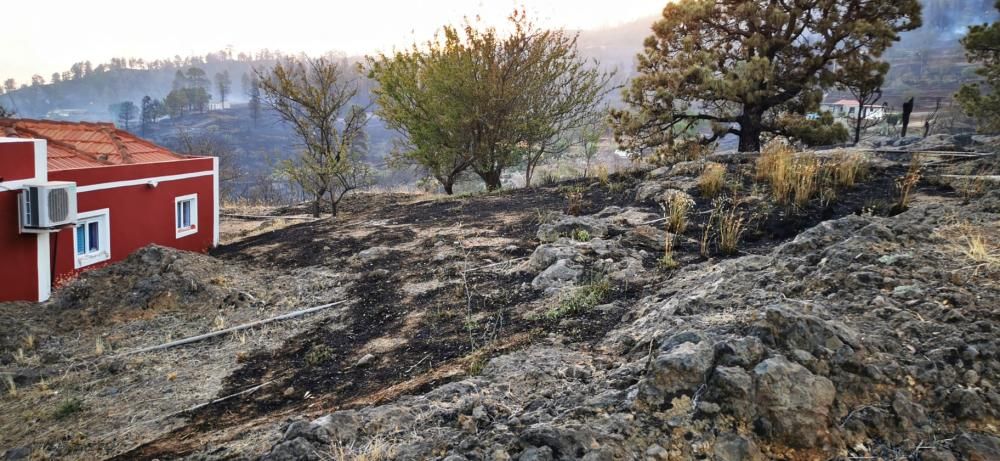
[753,357,836,448]
[531,259,583,290]
[640,341,715,406]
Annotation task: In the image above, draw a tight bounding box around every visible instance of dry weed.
[716,198,750,255]
[594,164,610,185]
[894,155,923,212]
[665,193,694,234]
[330,437,394,461]
[660,232,679,269]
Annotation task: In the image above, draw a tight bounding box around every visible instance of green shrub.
[305,344,334,366]
[545,278,612,320]
[54,398,84,420]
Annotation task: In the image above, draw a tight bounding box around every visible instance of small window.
[74,209,110,269]
[175,194,198,238]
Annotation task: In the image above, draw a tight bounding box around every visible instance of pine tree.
[611,0,922,156]
[956,0,1000,132]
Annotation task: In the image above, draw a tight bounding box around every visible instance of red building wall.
[0,189,40,301]
[48,159,216,283]
[1,137,217,302]
[0,140,42,302]
[0,141,36,182]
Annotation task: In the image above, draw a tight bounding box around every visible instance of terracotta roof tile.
[0,118,192,171]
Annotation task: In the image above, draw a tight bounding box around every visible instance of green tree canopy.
[957,0,1000,132]
[368,13,613,192]
[612,0,921,156]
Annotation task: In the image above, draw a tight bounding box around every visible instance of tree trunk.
[901,98,914,138]
[311,196,321,218]
[524,164,534,188]
[442,181,454,195]
[854,108,864,145]
[479,170,503,192]
[738,115,763,152]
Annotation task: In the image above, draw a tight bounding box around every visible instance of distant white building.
[821,99,886,121]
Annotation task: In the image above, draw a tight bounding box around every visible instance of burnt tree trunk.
[901,98,915,138]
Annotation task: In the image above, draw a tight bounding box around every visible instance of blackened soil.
[119,160,957,459]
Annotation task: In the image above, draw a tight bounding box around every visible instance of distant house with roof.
[0,119,218,302]
[821,99,886,121]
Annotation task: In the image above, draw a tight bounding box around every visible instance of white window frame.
[73,208,111,269]
[175,194,199,238]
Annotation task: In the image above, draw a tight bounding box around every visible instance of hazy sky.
[2,0,666,84]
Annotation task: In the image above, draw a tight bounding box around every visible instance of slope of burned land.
[2,148,997,460]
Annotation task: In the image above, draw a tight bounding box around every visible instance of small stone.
[645,444,669,460]
[355,354,376,368]
[892,285,925,300]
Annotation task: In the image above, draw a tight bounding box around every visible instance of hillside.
[2,141,998,460]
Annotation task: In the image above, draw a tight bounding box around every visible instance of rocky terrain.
[1,146,998,460]
[260,179,1000,460]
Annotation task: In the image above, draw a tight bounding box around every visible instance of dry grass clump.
[3,374,15,397]
[829,150,869,188]
[939,222,1000,271]
[700,197,753,256]
[564,186,585,216]
[330,437,395,461]
[791,155,821,208]
[698,163,727,198]
[665,193,694,234]
[757,142,869,209]
[757,142,823,207]
[757,142,795,202]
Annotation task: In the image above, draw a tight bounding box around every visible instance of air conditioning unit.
[18,182,78,233]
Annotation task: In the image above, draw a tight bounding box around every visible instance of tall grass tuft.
[716,198,750,255]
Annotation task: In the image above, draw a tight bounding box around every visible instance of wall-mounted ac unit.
[18,182,78,233]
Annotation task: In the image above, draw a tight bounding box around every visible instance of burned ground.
[1,150,995,460]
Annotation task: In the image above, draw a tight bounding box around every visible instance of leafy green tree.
[369,13,613,192]
[957,0,1000,132]
[257,57,370,216]
[367,28,478,194]
[611,0,921,155]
